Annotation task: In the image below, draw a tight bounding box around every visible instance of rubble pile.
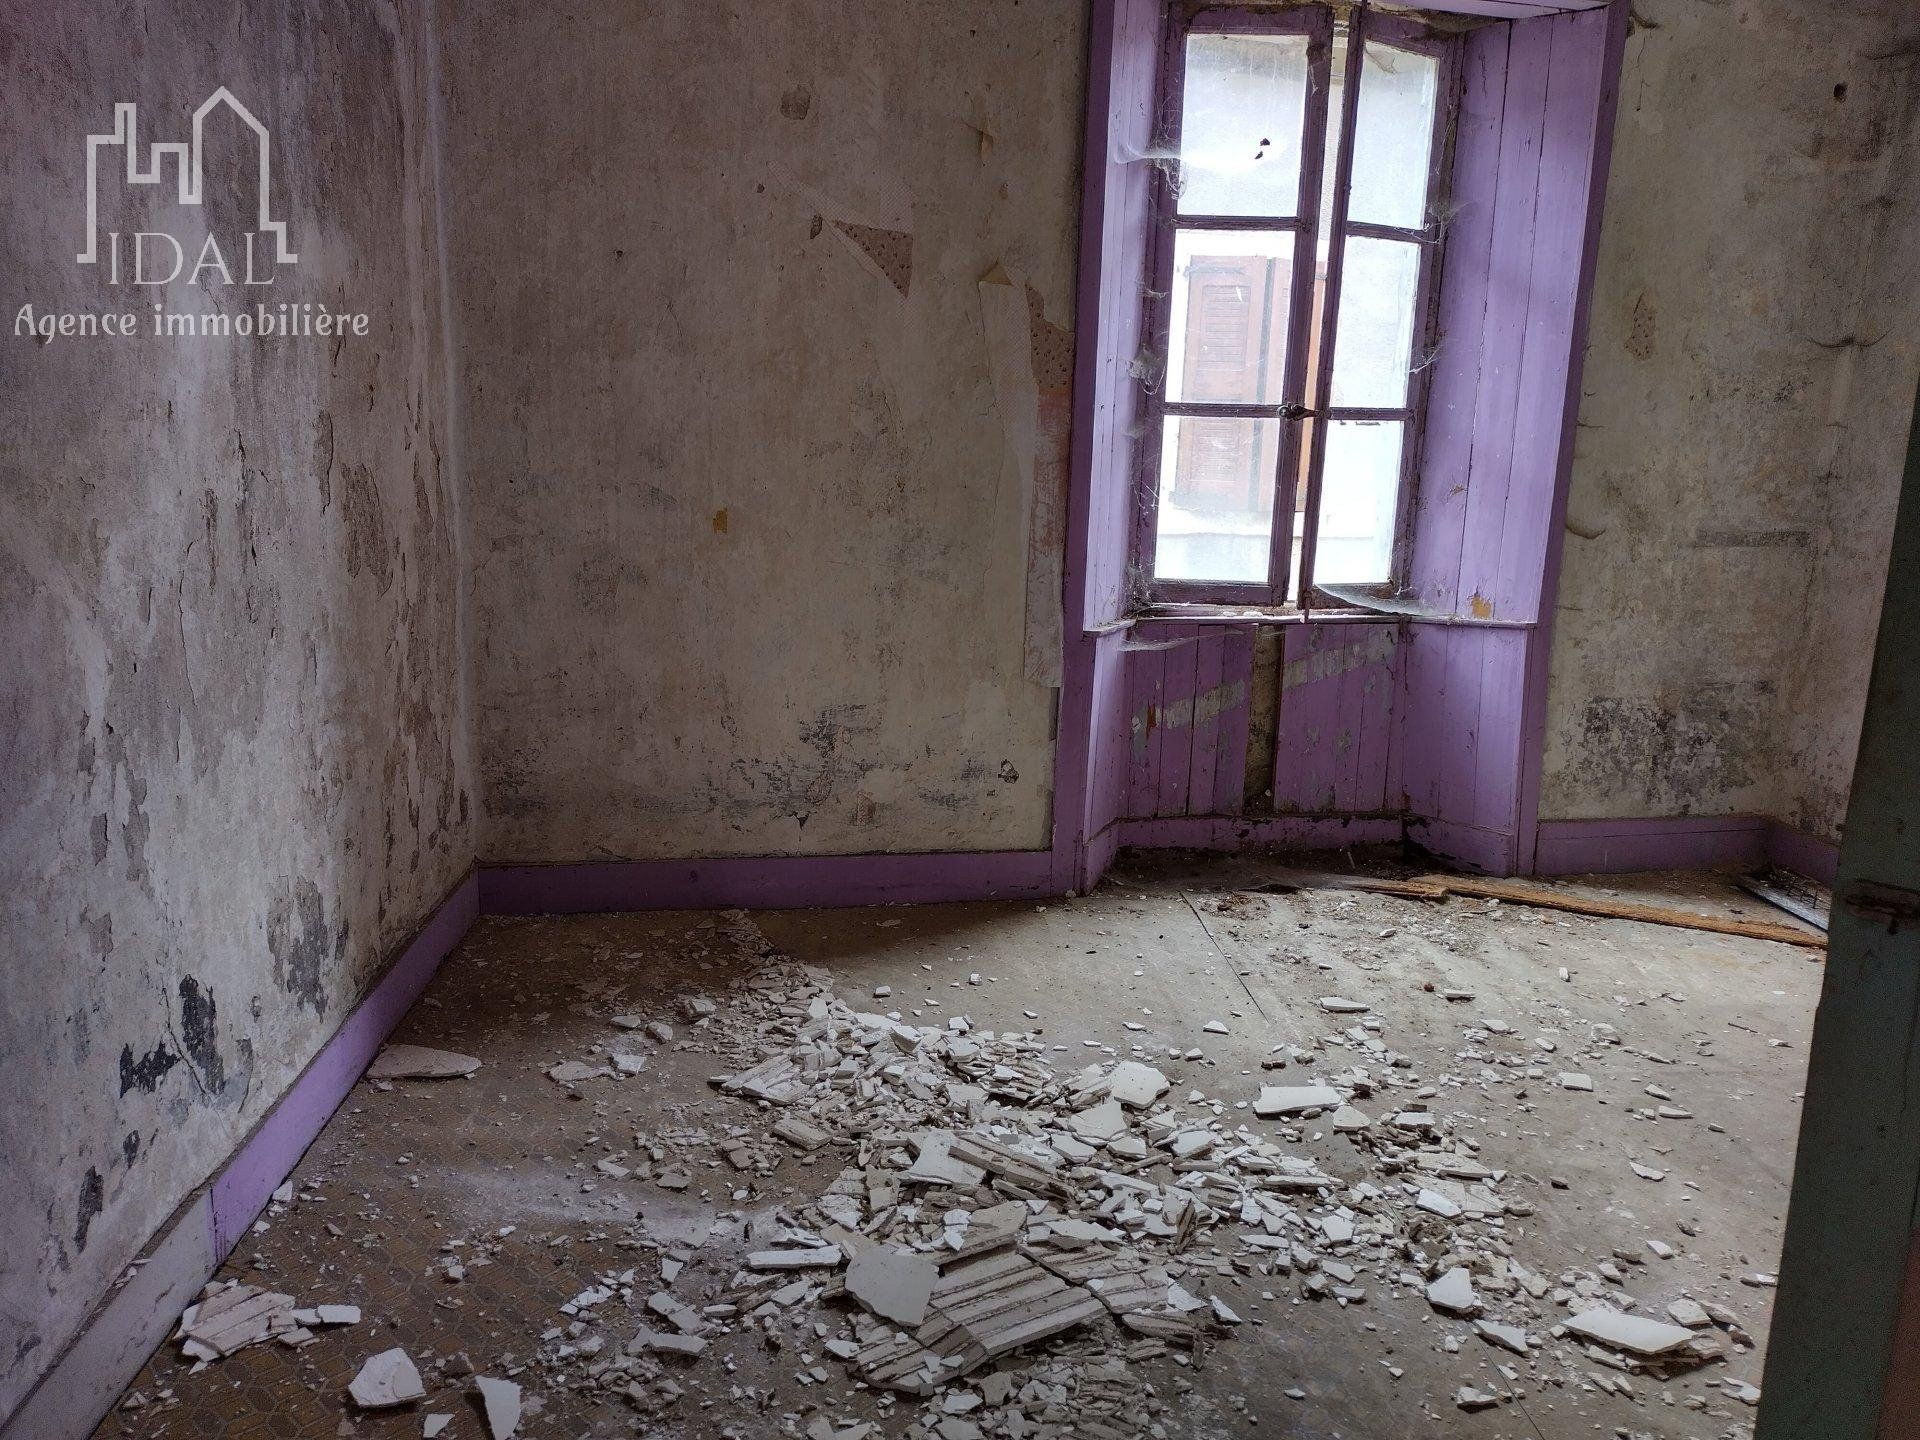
[152,908,1773,1436]
[505,931,1752,1432]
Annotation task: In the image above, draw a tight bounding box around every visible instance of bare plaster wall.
[1542,0,1920,844]
[438,0,1085,864]
[0,0,470,1414]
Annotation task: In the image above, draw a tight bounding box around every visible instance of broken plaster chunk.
[1474,1319,1530,1354]
[646,1293,707,1335]
[905,1132,988,1186]
[1667,1297,1712,1328]
[349,1348,425,1409]
[628,1327,709,1359]
[368,1044,481,1080]
[746,1246,844,1271]
[1557,1072,1594,1092]
[845,1244,939,1326]
[1168,1128,1215,1159]
[1426,1267,1481,1316]
[423,1417,453,1439]
[547,1060,606,1085]
[1040,1217,1121,1248]
[1105,1061,1170,1109]
[1318,997,1369,1014]
[1068,1098,1129,1143]
[1455,1386,1501,1412]
[1564,1308,1697,1355]
[1253,1085,1342,1118]
[180,1284,297,1357]
[1202,1021,1230,1035]
[1630,1161,1667,1182]
[475,1375,521,1439]
[772,1114,832,1151]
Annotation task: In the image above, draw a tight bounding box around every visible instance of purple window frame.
[1136,3,1460,610]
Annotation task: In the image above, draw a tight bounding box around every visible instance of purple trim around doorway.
[1049,0,1122,896]
[480,850,1059,915]
[1511,0,1632,872]
[2,872,480,1440]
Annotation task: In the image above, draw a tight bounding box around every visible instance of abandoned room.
[5,0,1920,1437]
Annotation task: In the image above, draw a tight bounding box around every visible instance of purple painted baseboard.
[479,849,1058,915]
[1533,815,1839,882]
[0,1193,215,1440]
[2,872,479,1440]
[1117,815,1403,852]
[1534,815,1768,874]
[1408,816,1518,875]
[1766,821,1840,887]
[211,871,480,1253]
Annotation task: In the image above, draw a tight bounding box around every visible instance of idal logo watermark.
[16,87,368,342]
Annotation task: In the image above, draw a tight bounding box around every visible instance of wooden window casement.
[1137,3,1459,609]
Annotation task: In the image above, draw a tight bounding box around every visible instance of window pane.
[1329,237,1420,409]
[1313,419,1403,586]
[1155,415,1281,585]
[1348,43,1438,229]
[1166,231,1295,405]
[1177,33,1310,218]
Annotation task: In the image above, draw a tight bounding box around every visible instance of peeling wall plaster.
[1543,0,1920,843]
[11,2,1920,1416]
[437,0,1085,862]
[0,0,471,1414]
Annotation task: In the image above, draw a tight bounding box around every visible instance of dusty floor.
[95,855,1822,1440]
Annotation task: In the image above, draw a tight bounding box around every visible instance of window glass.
[1166,230,1295,405]
[1313,419,1403,584]
[1154,415,1283,583]
[1177,33,1311,217]
[1348,44,1438,229]
[1329,237,1421,409]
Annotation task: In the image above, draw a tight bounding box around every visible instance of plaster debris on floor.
[95,866,1810,1439]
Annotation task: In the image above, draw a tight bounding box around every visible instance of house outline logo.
[77,86,296,267]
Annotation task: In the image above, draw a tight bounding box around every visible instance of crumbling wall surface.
[0,0,471,1417]
[1777,33,1920,846]
[1542,0,1920,842]
[439,0,1084,862]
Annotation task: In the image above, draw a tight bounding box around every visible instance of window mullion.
[1258,10,1334,606]
[1296,9,1367,611]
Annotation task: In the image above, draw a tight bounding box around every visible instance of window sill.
[1128,590,1537,628]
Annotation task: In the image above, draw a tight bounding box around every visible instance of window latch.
[1280,402,1318,420]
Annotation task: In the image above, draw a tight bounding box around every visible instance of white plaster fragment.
[349,1348,425,1409]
